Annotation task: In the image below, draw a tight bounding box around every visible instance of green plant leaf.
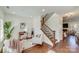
[10,27,14,33]
[4,21,11,29]
[4,21,14,39]
[6,33,11,39]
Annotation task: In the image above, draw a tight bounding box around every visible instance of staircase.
[43,12,54,22]
[41,12,54,26]
[41,12,57,47]
[41,25,55,39]
[41,24,56,47]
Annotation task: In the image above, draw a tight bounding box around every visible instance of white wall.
[0,9,4,19]
[0,9,4,42]
[33,16,41,29]
[4,13,42,39]
[33,16,41,35]
[45,13,63,42]
[4,13,34,39]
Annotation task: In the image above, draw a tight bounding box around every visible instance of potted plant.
[4,21,14,48]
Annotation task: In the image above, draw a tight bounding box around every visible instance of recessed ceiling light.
[42,9,46,12]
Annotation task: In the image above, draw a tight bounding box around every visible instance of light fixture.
[42,9,46,12]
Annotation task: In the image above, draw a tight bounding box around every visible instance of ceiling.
[0,6,79,17]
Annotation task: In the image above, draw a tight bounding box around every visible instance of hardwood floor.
[22,43,49,53]
[22,36,79,53]
[53,37,79,53]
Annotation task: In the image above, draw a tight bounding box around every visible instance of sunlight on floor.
[67,35,79,48]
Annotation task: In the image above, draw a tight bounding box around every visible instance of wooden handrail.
[41,12,54,27]
[41,24,55,40]
[44,24,55,33]
[41,24,56,47]
[41,28,49,39]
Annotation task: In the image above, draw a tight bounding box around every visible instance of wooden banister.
[42,24,55,39]
[41,12,56,47]
[41,12,54,27]
[41,24,56,47]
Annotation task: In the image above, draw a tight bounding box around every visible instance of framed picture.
[20,22,26,29]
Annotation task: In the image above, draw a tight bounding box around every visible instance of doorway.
[62,13,79,48]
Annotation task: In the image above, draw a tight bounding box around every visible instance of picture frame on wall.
[20,22,26,29]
